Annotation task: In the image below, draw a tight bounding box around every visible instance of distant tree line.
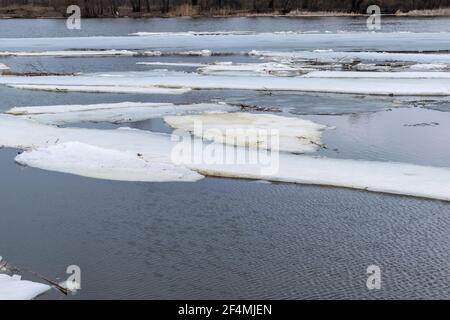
[1,0,450,16]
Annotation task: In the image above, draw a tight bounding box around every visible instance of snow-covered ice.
[6,84,191,95]
[16,142,204,182]
[0,114,177,156]
[1,115,450,201]
[164,112,327,153]
[129,31,256,36]
[7,102,237,125]
[250,50,450,64]
[3,71,450,95]
[0,115,202,182]
[137,62,207,67]
[304,71,450,79]
[409,63,449,71]
[191,153,450,202]
[197,62,301,76]
[2,33,450,53]
[0,50,137,57]
[0,274,50,300]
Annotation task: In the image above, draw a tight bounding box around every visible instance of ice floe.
[250,50,450,64]
[164,112,327,153]
[7,102,237,125]
[0,50,137,57]
[16,142,203,182]
[197,62,302,76]
[176,50,212,56]
[0,115,201,182]
[409,63,449,71]
[304,71,450,79]
[0,274,50,300]
[351,63,393,72]
[6,84,191,95]
[1,115,450,201]
[137,61,303,76]
[0,63,9,75]
[2,33,450,53]
[137,62,207,67]
[129,31,256,37]
[2,71,450,95]
[191,154,450,202]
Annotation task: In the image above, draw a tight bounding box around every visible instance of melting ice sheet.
[197,62,302,76]
[6,84,191,95]
[191,154,450,202]
[137,62,207,67]
[2,33,450,53]
[0,50,137,57]
[304,71,450,79]
[0,274,50,300]
[3,72,450,95]
[6,102,237,125]
[251,50,450,64]
[16,142,203,182]
[1,115,450,201]
[164,112,327,154]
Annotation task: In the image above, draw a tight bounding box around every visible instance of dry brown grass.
[396,8,450,16]
[168,4,199,16]
[0,5,60,18]
[286,10,362,16]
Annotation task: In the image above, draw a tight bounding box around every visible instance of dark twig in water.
[0,259,69,296]
[3,71,76,77]
[404,122,439,127]
[239,104,281,112]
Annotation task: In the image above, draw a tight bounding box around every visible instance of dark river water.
[0,17,449,300]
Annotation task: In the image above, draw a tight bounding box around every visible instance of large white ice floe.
[0,274,50,300]
[250,50,450,64]
[16,142,204,182]
[164,112,327,153]
[3,71,450,95]
[2,33,450,53]
[138,61,305,76]
[0,115,202,182]
[190,154,450,202]
[129,31,256,36]
[409,63,449,71]
[197,62,302,76]
[304,71,450,79]
[1,115,450,201]
[137,62,207,67]
[0,50,137,57]
[6,84,191,95]
[7,102,237,125]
